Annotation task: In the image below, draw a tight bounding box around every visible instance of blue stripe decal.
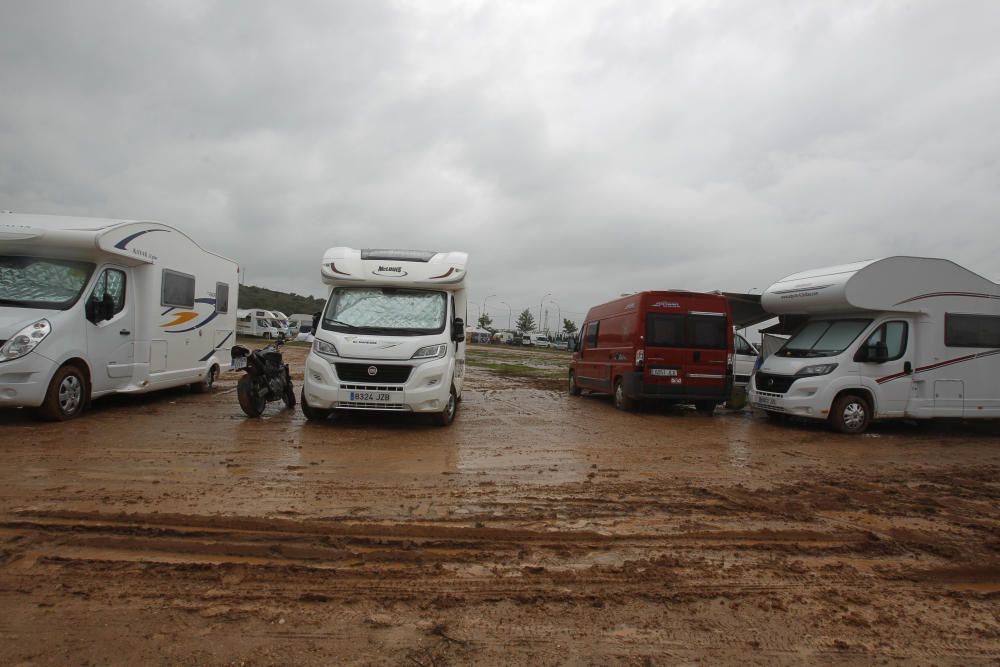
[199,331,234,361]
[114,228,168,250]
[161,307,175,316]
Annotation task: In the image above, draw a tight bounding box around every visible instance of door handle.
[904,361,913,375]
[119,329,131,336]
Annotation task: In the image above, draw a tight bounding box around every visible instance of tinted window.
[946,313,1000,348]
[162,269,195,308]
[90,268,127,315]
[861,321,908,361]
[687,314,727,350]
[216,282,229,313]
[646,314,684,347]
[584,322,599,348]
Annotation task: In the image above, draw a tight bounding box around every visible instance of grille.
[336,402,407,410]
[754,372,797,394]
[335,363,412,383]
[340,383,404,391]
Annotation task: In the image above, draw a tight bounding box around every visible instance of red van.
[569,291,734,414]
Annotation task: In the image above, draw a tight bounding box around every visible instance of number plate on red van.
[650,368,678,377]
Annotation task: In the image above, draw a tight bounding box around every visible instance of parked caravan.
[301,247,468,426]
[236,309,283,338]
[750,256,1000,433]
[288,313,315,334]
[529,333,551,348]
[0,212,238,420]
[570,291,734,414]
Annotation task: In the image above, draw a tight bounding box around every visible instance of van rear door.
[643,312,687,389]
[683,311,729,391]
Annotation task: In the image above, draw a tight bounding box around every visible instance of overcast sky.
[2,0,999,330]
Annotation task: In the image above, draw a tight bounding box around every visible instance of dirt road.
[2,344,999,665]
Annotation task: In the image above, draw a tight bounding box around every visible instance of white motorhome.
[749,256,1000,433]
[236,309,283,338]
[0,212,238,420]
[301,247,468,426]
[288,313,316,334]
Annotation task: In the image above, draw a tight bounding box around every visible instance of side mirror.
[452,318,465,342]
[85,296,99,324]
[102,293,116,321]
[872,340,889,362]
[312,312,321,333]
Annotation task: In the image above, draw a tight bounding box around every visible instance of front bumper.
[0,352,58,408]
[748,375,830,418]
[302,352,452,413]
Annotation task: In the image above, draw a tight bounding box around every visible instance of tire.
[190,365,218,393]
[568,371,582,396]
[236,375,267,417]
[38,364,88,421]
[283,381,296,409]
[432,387,458,426]
[695,400,717,416]
[830,394,871,434]
[300,390,331,421]
[613,378,637,412]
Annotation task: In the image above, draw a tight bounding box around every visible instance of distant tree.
[515,309,536,333]
[562,319,578,335]
[478,313,493,331]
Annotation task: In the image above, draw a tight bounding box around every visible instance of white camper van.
[749,256,1000,433]
[301,247,468,426]
[236,309,284,338]
[0,212,238,420]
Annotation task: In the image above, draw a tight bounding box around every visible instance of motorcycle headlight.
[411,343,448,360]
[312,339,339,358]
[796,363,838,376]
[0,319,52,362]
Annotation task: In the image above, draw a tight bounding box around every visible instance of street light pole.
[469,303,481,323]
[500,301,512,330]
[547,299,561,338]
[482,293,496,327]
[538,292,551,334]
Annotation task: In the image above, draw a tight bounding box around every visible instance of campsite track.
[1,344,999,665]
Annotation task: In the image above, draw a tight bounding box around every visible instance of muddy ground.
[1,343,999,666]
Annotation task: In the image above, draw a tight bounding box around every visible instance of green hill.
[237,284,326,316]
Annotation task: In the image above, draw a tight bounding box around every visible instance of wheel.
[613,378,637,412]
[38,364,88,421]
[236,375,267,417]
[283,381,296,409]
[694,400,717,415]
[568,371,582,396]
[190,365,218,393]
[432,387,457,426]
[830,394,871,434]
[300,390,331,421]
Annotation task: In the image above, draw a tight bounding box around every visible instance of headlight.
[411,343,448,360]
[796,363,838,376]
[0,319,51,362]
[312,339,339,358]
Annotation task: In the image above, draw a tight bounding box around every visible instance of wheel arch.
[831,386,876,417]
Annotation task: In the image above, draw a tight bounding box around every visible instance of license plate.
[651,368,677,377]
[753,395,776,407]
[349,391,392,402]
[231,356,247,370]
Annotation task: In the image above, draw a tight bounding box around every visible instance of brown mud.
[1,344,999,665]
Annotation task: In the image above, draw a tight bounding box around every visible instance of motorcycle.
[231,340,296,417]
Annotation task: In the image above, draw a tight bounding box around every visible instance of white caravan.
[288,313,316,333]
[0,212,238,420]
[301,247,468,426]
[749,256,1000,433]
[236,309,283,338]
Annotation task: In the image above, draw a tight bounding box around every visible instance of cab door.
[577,321,610,391]
[856,320,912,417]
[84,266,135,394]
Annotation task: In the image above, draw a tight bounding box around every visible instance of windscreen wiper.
[325,319,357,329]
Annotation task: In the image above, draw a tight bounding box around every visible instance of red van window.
[687,314,727,349]
[584,321,599,348]
[646,314,684,347]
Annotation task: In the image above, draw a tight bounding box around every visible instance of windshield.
[778,319,872,358]
[0,256,96,310]
[323,287,447,335]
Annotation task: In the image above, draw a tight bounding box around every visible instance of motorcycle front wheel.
[237,375,267,417]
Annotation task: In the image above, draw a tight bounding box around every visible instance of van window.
[646,314,684,347]
[945,313,1000,348]
[584,322,599,348]
[215,282,229,313]
[687,314,728,350]
[735,335,756,356]
[861,321,908,360]
[90,268,127,316]
[162,269,195,308]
